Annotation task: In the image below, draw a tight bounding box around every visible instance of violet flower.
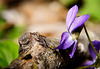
[55,5,90,58]
[82,40,100,69]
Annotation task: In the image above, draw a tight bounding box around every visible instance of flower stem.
[83,24,99,57]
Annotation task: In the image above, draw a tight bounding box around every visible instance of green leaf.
[0,40,19,68]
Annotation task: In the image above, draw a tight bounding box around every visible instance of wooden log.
[5,32,91,69]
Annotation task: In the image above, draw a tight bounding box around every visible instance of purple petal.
[66,5,78,31]
[89,40,100,61]
[55,32,74,49]
[69,40,77,58]
[69,14,90,33]
[82,61,94,69]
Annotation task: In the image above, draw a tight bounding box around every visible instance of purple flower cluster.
[83,40,100,69]
[55,5,90,58]
[55,4,100,68]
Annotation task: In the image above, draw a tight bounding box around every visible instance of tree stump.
[5,32,91,69]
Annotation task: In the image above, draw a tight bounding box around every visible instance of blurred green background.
[60,0,100,22]
[0,18,25,68]
[0,0,100,68]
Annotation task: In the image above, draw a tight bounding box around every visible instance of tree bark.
[5,32,91,69]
